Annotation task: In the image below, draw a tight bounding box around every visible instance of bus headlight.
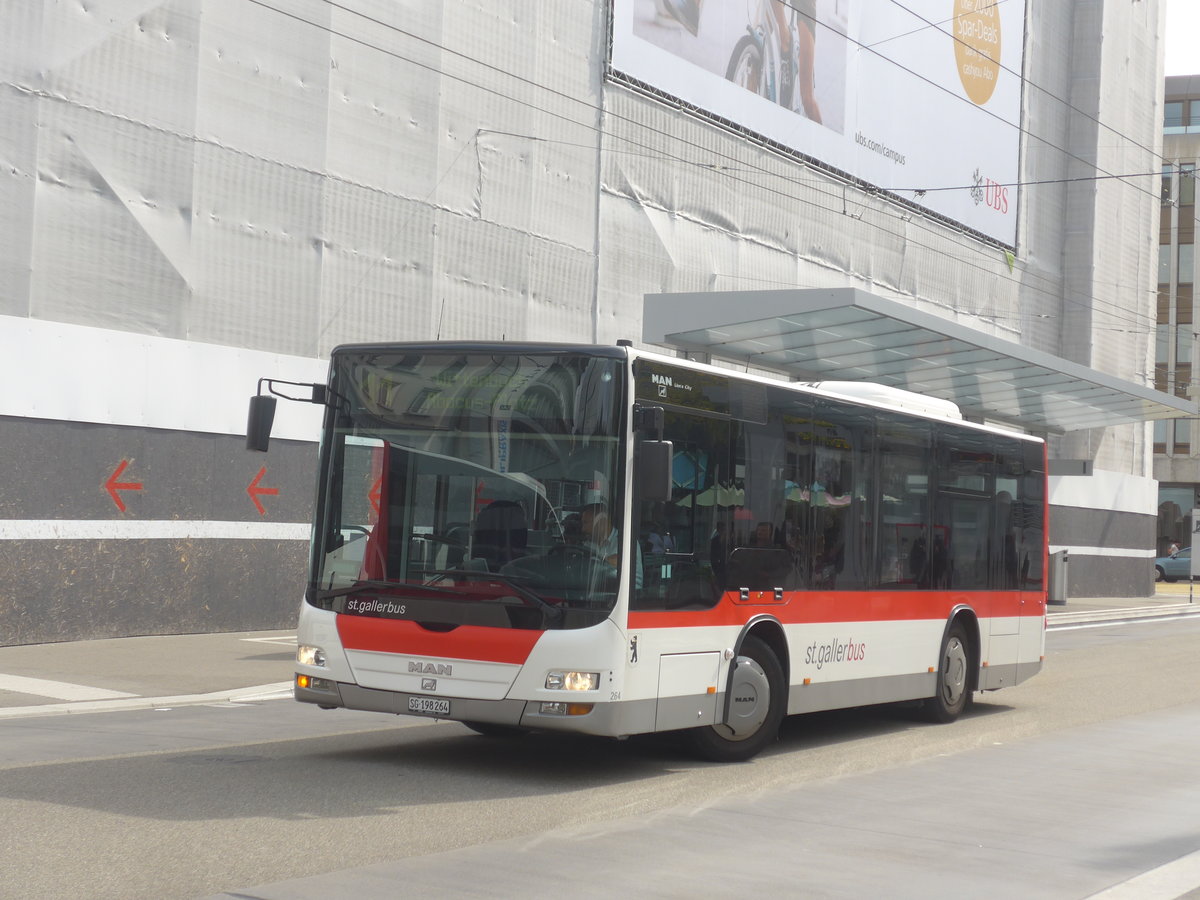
[545,670,599,691]
[297,645,327,667]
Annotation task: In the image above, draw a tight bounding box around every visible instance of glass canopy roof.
[642,288,1194,434]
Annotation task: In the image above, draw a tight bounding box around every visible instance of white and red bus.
[250,341,1046,761]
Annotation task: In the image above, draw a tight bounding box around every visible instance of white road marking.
[240,635,297,646]
[0,682,294,720]
[1085,847,1200,899]
[0,674,138,701]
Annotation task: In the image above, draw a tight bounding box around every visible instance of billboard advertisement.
[610,0,1026,245]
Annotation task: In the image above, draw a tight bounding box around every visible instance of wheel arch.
[681,615,789,761]
[941,604,981,693]
[725,615,790,720]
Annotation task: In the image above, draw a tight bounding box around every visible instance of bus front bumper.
[295,677,659,737]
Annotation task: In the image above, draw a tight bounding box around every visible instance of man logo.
[409,661,453,676]
[421,678,437,691]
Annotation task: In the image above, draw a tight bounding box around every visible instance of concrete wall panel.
[0,418,316,645]
[1,537,306,646]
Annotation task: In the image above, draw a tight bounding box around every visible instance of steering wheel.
[547,543,604,562]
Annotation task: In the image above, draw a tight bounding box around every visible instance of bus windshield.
[310,347,626,630]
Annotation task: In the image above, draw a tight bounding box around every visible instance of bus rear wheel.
[923,621,972,723]
[682,635,784,762]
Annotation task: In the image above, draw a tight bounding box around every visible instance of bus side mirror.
[639,440,673,502]
[246,379,332,451]
[246,395,277,452]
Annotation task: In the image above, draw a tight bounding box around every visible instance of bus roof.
[628,346,1044,443]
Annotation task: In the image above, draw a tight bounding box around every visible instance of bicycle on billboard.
[723,0,822,122]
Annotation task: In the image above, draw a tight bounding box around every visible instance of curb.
[1048,603,1200,628]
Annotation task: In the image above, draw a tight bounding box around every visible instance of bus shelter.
[642,288,1194,434]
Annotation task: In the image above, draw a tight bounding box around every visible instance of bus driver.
[581,502,642,588]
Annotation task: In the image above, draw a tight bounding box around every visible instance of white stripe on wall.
[1048,545,1156,559]
[1,315,326,441]
[1048,470,1157,516]
[0,520,311,541]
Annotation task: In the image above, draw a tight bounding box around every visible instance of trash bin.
[1048,549,1068,605]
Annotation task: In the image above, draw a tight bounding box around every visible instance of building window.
[1181,244,1195,285]
[1183,164,1197,206]
[1157,486,1194,553]
[1166,101,1185,128]
[1154,419,1167,454]
[1163,164,1175,204]
[1174,418,1190,455]
[1160,244,1172,284]
[1178,327,1193,367]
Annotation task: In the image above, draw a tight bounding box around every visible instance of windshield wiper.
[313,575,562,621]
[419,569,562,620]
[313,579,464,602]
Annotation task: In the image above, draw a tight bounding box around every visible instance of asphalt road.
[2,617,1199,899]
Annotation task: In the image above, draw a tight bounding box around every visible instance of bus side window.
[876,416,932,590]
[632,411,727,610]
[993,441,1045,591]
[932,428,994,590]
[809,398,873,591]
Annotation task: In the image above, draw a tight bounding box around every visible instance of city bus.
[247,341,1046,761]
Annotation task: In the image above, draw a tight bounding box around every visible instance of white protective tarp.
[0,0,1167,471]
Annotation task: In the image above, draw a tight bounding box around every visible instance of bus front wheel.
[923,621,972,723]
[682,635,784,762]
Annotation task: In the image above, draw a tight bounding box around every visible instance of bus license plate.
[408,696,450,717]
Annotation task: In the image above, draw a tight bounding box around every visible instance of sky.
[1166,0,1200,76]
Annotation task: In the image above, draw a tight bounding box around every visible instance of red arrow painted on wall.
[104,459,144,512]
[247,466,279,516]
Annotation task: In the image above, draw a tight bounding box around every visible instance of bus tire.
[923,620,972,723]
[682,635,785,762]
[461,721,529,738]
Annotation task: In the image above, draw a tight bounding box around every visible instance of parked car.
[1155,547,1192,582]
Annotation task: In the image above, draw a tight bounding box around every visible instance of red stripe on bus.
[336,616,541,664]
[628,590,1044,629]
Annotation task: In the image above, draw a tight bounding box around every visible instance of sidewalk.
[1052,581,1200,623]
[0,629,296,719]
[0,590,1197,719]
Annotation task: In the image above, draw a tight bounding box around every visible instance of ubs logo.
[971,168,1009,214]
